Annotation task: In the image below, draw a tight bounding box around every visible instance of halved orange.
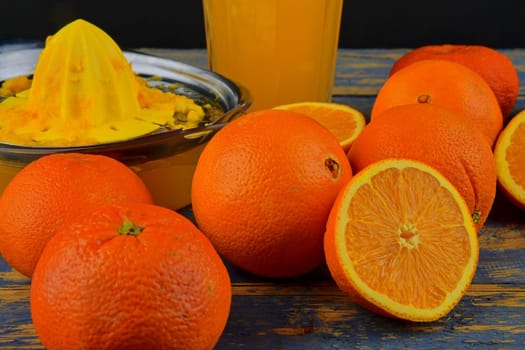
[273,102,366,152]
[324,158,479,322]
[494,109,525,210]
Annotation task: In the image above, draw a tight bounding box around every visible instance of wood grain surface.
[1,48,525,349]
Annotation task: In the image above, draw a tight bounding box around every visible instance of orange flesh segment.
[334,160,478,319]
[273,102,365,150]
[506,121,525,188]
[494,110,525,207]
[280,104,358,140]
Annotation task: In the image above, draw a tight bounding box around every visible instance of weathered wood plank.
[218,285,525,350]
[1,277,525,349]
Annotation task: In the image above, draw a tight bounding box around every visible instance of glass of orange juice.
[202,0,343,111]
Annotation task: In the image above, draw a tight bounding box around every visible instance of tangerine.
[191,109,352,278]
[31,202,231,349]
[389,44,519,119]
[0,153,153,277]
[373,59,503,145]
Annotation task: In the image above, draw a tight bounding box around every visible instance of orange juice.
[203,0,343,111]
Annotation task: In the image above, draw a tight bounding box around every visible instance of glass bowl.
[0,46,252,209]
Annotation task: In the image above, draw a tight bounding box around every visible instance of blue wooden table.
[1,48,525,349]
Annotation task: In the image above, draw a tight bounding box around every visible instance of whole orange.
[191,109,353,278]
[348,103,497,231]
[31,202,231,350]
[0,153,153,277]
[389,44,519,119]
[372,59,503,145]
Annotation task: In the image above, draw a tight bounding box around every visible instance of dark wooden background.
[1,0,524,49]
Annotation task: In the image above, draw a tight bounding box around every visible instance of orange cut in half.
[273,102,366,152]
[494,109,525,210]
[324,158,479,322]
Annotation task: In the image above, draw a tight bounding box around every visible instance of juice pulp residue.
[0,19,206,146]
